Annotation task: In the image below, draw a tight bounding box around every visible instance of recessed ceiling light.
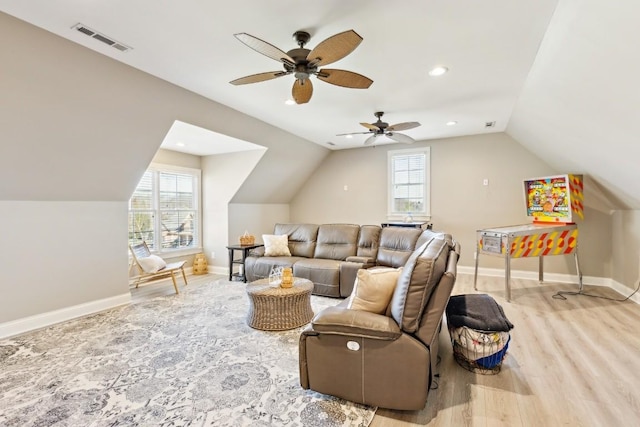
[428,66,449,77]
[446,121,457,126]
[345,135,353,139]
[285,99,295,105]
[176,142,185,147]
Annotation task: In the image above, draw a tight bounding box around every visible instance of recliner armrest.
[345,256,375,268]
[310,306,402,340]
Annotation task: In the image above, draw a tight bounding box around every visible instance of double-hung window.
[128,164,201,253]
[387,147,431,220]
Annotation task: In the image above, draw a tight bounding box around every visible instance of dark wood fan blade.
[317,69,373,88]
[360,122,380,131]
[307,30,363,67]
[364,134,378,145]
[387,122,421,132]
[387,132,416,144]
[292,79,313,104]
[230,71,289,85]
[234,33,295,65]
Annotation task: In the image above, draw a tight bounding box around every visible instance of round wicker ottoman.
[246,277,314,331]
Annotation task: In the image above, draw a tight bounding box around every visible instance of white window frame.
[128,163,202,255]
[387,147,431,221]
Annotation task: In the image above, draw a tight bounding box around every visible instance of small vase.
[280,267,293,288]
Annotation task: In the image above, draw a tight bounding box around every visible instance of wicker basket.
[239,231,255,246]
[449,326,511,375]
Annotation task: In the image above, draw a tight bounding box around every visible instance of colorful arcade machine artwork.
[474,174,585,301]
[523,174,584,223]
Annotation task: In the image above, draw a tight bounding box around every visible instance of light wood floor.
[130,273,640,426]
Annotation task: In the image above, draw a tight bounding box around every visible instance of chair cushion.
[390,235,451,333]
[348,267,402,314]
[138,254,167,273]
[262,234,292,256]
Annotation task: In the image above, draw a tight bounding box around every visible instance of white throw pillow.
[138,254,167,273]
[262,234,291,257]
[348,267,402,314]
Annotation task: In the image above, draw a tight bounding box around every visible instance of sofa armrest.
[345,256,375,268]
[339,261,367,297]
[310,306,402,340]
[249,246,265,257]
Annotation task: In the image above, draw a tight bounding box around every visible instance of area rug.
[0,279,376,426]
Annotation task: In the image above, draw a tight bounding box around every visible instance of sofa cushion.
[293,258,342,297]
[348,267,402,314]
[274,223,319,258]
[390,235,451,333]
[262,234,291,256]
[356,225,381,258]
[138,254,166,273]
[244,256,305,282]
[376,227,422,268]
[314,224,359,260]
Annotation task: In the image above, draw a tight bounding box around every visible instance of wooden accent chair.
[129,242,188,294]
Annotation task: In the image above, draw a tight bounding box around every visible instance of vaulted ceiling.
[1,0,638,209]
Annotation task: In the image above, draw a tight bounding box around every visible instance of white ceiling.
[4,0,640,210]
[0,0,558,152]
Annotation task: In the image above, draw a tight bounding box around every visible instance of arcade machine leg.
[505,253,512,302]
[473,247,480,290]
[574,250,584,293]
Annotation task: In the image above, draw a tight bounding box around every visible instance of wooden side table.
[226,244,263,282]
[245,277,314,330]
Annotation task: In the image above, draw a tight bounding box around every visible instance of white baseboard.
[0,293,131,340]
[458,266,640,304]
[208,265,228,276]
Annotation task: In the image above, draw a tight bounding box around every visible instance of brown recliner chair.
[299,232,460,410]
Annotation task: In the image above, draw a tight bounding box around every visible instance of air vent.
[485,121,496,128]
[72,23,132,53]
[326,142,336,146]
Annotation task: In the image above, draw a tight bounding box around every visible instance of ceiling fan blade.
[387,121,421,132]
[307,30,363,67]
[317,69,373,89]
[230,71,289,85]
[364,134,378,146]
[292,79,313,104]
[336,131,373,136]
[360,122,380,131]
[387,132,416,144]
[234,33,295,66]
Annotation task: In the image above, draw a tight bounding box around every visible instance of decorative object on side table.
[192,253,208,275]
[239,230,255,246]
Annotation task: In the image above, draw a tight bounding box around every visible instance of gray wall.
[0,12,327,329]
[291,133,613,279]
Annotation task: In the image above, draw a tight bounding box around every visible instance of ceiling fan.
[337,112,421,145]
[230,29,373,104]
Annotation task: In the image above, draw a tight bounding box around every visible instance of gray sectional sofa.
[244,223,433,297]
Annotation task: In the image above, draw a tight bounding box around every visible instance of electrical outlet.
[210,251,215,259]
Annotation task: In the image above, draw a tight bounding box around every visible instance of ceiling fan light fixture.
[428,66,449,77]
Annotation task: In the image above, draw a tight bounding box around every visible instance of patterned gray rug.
[0,279,376,426]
